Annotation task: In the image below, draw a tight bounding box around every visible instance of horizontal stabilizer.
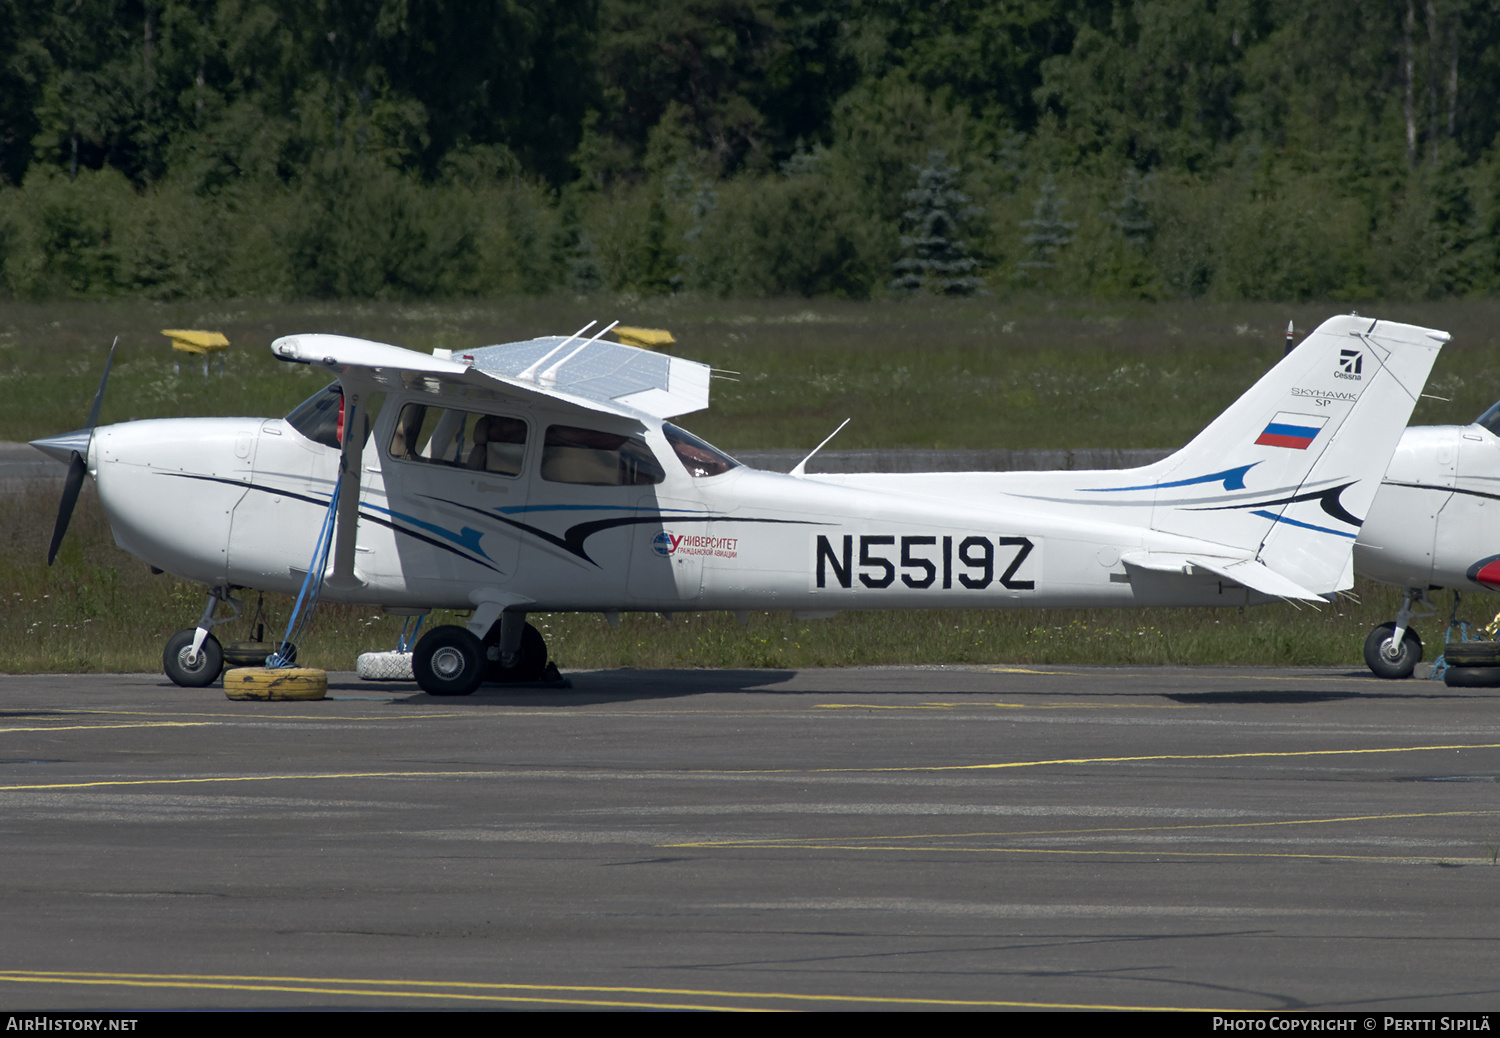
[1121,551,1326,601]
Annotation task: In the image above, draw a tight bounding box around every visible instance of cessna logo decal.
[1336,349,1363,380]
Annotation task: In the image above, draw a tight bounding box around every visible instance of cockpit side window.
[1476,400,1500,436]
[541,425,665,485]
[663,423,740,478]
[388,402,528,477]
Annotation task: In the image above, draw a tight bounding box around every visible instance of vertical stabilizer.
[1140,315,1446,594]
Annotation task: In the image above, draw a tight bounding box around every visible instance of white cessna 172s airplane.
[30,314,1447,696]
[1355,401,1500,678]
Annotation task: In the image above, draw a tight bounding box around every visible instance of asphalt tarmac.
[1,665,1498,1011]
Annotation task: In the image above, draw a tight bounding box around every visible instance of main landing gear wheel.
[163,629,224,688]
[485,622,548,683]
[412,626,486,696]
[1363,622,1423,679]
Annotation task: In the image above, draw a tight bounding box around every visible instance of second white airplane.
[1355,400,1500,677]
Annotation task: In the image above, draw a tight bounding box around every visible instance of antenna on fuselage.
[790,418,850,478]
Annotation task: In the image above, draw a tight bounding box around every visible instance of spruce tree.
[889,149,984,296]
[1017,174,1076,281]
[551,192,603,295]
[1099,168,1162,299]
[1110,168,1153,249]
[673,181,719,293]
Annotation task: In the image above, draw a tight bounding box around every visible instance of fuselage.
[85,397,1283,615]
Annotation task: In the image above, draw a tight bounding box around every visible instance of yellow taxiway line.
[0,970,1224,1011]
[0,741,1496,793]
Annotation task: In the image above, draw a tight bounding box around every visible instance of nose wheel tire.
[413,626,486,696]
[163,629,225,687]
[1362,622,1422,679]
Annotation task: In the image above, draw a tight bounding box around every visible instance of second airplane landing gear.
[1363,622,1422,679]
[1363,588,1432,679]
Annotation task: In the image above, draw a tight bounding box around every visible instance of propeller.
[30,337,117,565]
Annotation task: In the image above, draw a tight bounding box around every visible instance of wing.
[269,329,712,593]
[270,332,711,420]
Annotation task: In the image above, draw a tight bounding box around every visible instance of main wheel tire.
[1440,640,1500,667]
[163,629,225,688]
[1363,623,1423,679]
[484,622,548,683]
[1443,665,1500,688]
[413,626,486,696]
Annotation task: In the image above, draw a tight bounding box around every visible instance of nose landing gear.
[162,586,241,687]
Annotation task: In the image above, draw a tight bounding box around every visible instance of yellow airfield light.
[162,329,230,355]
[611,327,675,350]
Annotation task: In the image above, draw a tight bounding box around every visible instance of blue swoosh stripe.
[1083,462,1259,493]
[1250,509,1357,539]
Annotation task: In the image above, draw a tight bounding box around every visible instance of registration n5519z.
[812,533,1037,592]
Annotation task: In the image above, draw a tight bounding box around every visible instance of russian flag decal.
[1255,412,1327,450]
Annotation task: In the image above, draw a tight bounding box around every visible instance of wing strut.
[327,387,367,591]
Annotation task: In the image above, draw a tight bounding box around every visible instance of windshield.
[284,383,343,449]
[1476,400,1500,436]
[663,423,740,478]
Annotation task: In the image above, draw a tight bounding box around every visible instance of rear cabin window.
[541,425,664,486]
[389,403,528,477]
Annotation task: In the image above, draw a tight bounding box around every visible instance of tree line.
[2,0,1497,301]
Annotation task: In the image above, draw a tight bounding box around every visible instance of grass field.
[4,296,1494,675]
[6,296,1500,449]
